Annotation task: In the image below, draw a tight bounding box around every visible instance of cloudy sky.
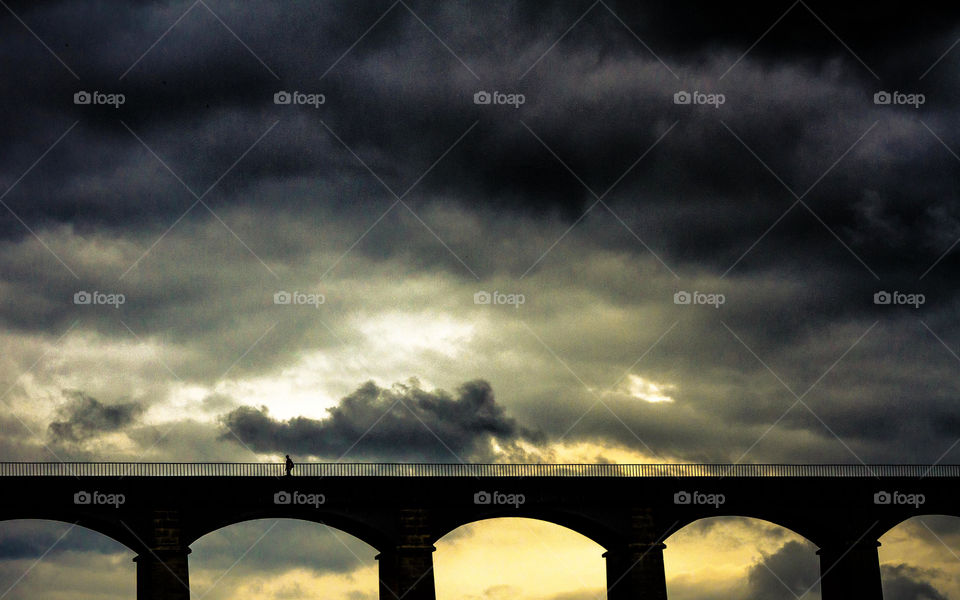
[1,0,960,598]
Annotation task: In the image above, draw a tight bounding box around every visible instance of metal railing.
[0,463,958,477]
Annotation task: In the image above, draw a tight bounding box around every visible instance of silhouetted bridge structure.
[3,462,959,599]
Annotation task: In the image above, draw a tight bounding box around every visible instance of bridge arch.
[669,513,817,545]
[878,514,960,599]
[183,508,389,550]
[188,517,380,599]
[664,515,820,599]
[0,518,136,597]
[433,516,608,600]
[875,511,960,540]
[0,513,139,552]
[428,506,618,549]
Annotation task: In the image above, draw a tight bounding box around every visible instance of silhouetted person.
[284,454,294,477]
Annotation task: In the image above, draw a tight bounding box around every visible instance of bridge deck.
[1,462,958,477]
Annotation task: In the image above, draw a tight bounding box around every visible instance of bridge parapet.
[3,462,960,477]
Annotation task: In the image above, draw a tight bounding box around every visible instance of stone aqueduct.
[1,462,958,599]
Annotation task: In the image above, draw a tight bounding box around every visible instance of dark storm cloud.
[47,391,143,442]
[602,2,960,74]
[908,516,960,538]
[0,0,957,379]
[882,564,948,600]
[745,540,820,600]
[1,0,959,304]
[2,0,958,255]
[220,379,545,461]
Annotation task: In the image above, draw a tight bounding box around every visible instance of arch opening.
[434,516,607,599]
[879,514,960,599]
[188,517,378,600]
[0,519,134,600]
[665,516,819,600]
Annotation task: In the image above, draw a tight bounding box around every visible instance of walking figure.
[284,454,294,477]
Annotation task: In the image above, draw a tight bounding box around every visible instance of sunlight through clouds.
[624,374,676,403]
[356,311,476,360]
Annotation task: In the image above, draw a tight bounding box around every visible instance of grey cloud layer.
[746,540,821,600]
[2,0,958,277]
[742,540,952,600]
[881,564,949,600]
[47,391,143,443]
